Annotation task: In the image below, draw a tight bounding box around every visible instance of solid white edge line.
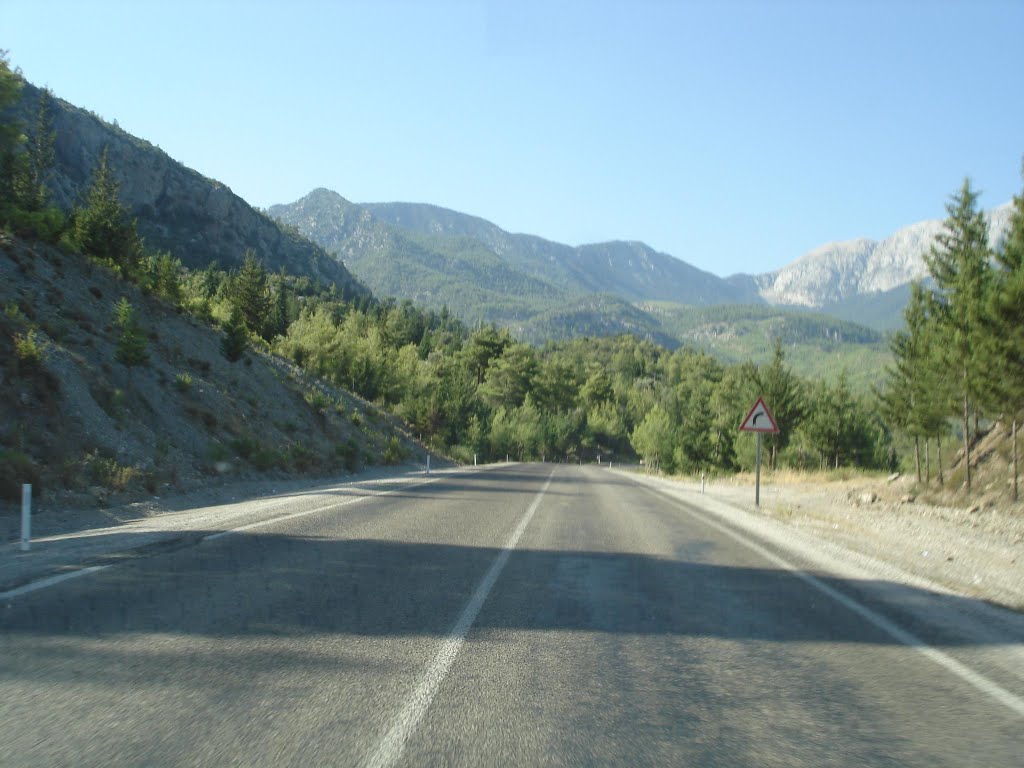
[362,469,556,768]
[636,482,1024,719]
[0,565,111,600]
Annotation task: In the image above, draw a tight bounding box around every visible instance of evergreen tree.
[221,306,249,362]
[231,250,272,338]
[924,178,993,490]
[113,297,148,366]
[753,338,805,470]
[0,51,23,206]
[13,88,55,212]
[71,147,144,271]
[985,164,1024,498]
[630,405,673,472]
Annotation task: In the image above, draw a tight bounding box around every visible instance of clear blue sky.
[4,0,1022,276]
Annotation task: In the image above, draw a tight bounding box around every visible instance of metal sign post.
[755,434,762,507]
[739,397,780,508]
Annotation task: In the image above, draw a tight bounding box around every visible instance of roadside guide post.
[739,397,780,508]
[21,483,31,551]
[426,454,431,474]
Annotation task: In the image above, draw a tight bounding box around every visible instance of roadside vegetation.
[3,51,1023,508]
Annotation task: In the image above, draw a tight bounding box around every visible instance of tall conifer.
[924,179,992,490]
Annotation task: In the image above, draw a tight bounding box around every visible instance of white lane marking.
[0,566,111,601]
[200,475,443,542]
[363,469,556,768]
[645,486,1024,718]
[1,473,458,600]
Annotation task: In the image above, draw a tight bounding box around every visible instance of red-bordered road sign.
[739,396,780,433]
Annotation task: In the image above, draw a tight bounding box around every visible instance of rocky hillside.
[0,235,427,512]
[735,203,1014,310]
[13,82,368,298]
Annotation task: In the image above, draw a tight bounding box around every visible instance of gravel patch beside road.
[650,472,1024,612]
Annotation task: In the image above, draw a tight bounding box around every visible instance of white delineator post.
[21,483,31,551]
[474,454,477,467]
[426,454,431,475]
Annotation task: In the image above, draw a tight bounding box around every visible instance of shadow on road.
[1,529,1015,652]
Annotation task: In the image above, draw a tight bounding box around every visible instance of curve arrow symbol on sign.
[739,397,780,434]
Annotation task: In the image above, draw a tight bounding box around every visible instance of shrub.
[0,449,40,502]
[13,329,43,370]
[335,439,360,472]
[382,436,407,465]
[305,389,332,413]
[287,441,317,472]
[174,372,193,391]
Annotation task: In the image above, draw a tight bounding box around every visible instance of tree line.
[7,52,1022,487]
[878,170,1024,497]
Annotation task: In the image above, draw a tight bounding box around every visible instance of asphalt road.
[1,464,1021,767]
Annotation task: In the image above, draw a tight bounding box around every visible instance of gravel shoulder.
[651,471,1024,613]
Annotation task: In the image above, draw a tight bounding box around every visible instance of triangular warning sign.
[739,396,780,433]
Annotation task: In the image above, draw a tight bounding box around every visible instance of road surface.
[1,464,1021,766]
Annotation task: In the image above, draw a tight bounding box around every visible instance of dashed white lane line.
[362,469,556,768]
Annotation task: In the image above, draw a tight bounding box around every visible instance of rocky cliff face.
[16,82,367,297]
[749,203,1013,308]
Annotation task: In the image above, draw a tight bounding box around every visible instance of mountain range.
[14,74,1011,367]
[270,189,1012,333]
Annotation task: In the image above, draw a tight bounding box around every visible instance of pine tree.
[231,250,272,338]
[13,88,55,212]
[985,164,1024,498]
[753,338,805,470]
[221,306,249,362]
[923,178,993,490]
[0,51,23,206]
[72,147,144,271]
[113,297,148,366]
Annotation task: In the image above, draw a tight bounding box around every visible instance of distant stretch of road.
[1,464,1021,766]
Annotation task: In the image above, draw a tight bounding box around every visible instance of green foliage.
[920,178,993,489]
[630,405,673,471]
[70,147,144,271]
[13,329,43,370]
[230,250,272,338]
[113,297,148,366]
[0,448,40,501]
[336,439,360,472]
[220,305,249,362]
[0,51,24,206]
[381,435,407,465]
[12,87,55,212]
[752,339,805,470]
[143,251,184,304]
[174,371,193,391]
[83,450,139,490]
